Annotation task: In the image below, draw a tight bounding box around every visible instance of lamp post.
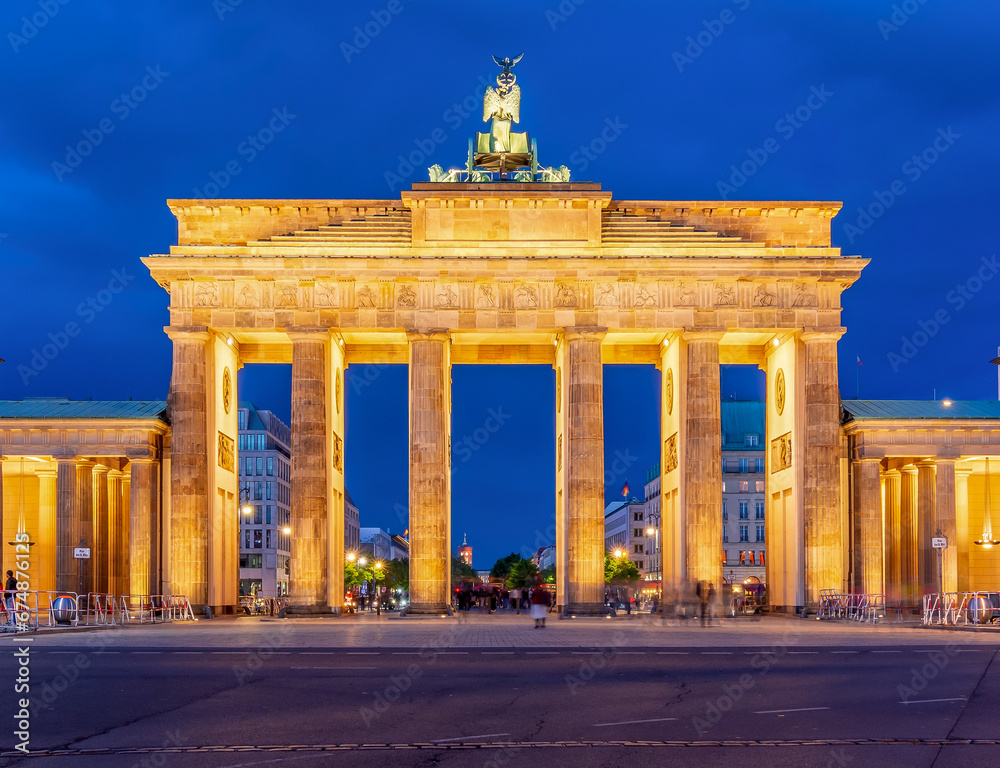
[358,557,368,610]
[646,512,661,601]
[374,561,383,617]
[238,487,253,599]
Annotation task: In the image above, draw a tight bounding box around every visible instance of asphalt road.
[1,639,998,768]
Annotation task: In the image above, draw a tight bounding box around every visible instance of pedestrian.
[4,570,16,624]
[708,582,717,625]
[625,595,632,616]
[530,584,551,628]
[511,587,521,615]
[697,580,709,627]
[489,589,497,614]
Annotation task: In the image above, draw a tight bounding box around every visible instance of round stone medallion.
[665,368,674,416]
[222,367,232,414]
[775,368,786,416]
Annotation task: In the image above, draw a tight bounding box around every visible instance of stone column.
[935,459,957,594]
[852,458,883,595]
[167,328,210,606]
[883,469,902,603]
[683,330,723,587]
[900,465,919,605]
[288,328,330,611]
[956,467,972,591]
[55,459,77,593]
[917,461,937,597]
[107,469,125,595]
[92,464,110,594]
[129,459,157,596]
[75,460,94,595]
[801,329,845,603]
[37,470,58,594]
[564,327,606,615]
[407,330,452,614]
[122,471,131,593]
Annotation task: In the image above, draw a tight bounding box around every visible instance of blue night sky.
[1,1,998,568]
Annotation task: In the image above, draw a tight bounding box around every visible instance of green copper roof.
[842,400,1000,421]
[721,400,765,451]
[0,399,167,420]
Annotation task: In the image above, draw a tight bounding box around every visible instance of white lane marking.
[438,651,468,655]
[49,651,77,654]
[527,651,558,655]
[132,652,162,654]
[300,652,334,655]
[789,652,819,655]
[658,652,689,655]
[871,650,901,654]
[618,652,646,655]
[482,652,514,655]
[346,652,380,655]
[831,651,858,654]
[102,651,121,654]
[291,666,377,670]
[594,717,678,727]
[745,651,775,655]
[899,697,967,705]
[755,707,830,715]
[173,651,203,654]
[701,652,732,655]
[392,652,421,655]
[431,733,510,743]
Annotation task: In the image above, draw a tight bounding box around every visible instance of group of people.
[454,582,554,627]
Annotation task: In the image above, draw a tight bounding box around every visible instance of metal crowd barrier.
[239,595,288,616]
[923,592,1000,626]
[1,589,41,632]
[817,591,888,623]
[83,593,118,626]
[118,594,195,624]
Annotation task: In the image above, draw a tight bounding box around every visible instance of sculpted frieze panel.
[792,283,817,307]
[357,285,377,308]
[675,282,697,306]
[753,284,776,307]
[771,432,792,473]
[514,283,538,309]
[396,284,416,307]
[595,282,617,307]
[714,284,737,306]
[314,281,338,307]
[235,283,259,308]
[554,283,578,308]
[435,284,459,308]
[476,284,497,308]
[194,282,218,307]
[276,283,298,308]
[634,284,657,307]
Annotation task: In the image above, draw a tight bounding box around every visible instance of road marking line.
[438,652,468,655]
[755,707,830,715]
[173,652,203,654]
[657,652,689,655]
[132,652,162,654]
[347,652,380,655]
[899,697,967,705]
[291,666,377,670]
[830,651,858,654]
[527,651,558,655]
[789,652,819,655]
[431,733,510,743]
[482,652,514,655]
[618,652,646,655]
[300,652,334,655]
[701,652,732,655]
[392,652,421,655]
[871,650,901,654]
[49,651,77,654]
[594,717,678,727]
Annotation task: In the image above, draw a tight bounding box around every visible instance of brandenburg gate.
[144,57,867,615]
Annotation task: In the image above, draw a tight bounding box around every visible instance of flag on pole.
[857,355,863,365]
[621,481,629,498]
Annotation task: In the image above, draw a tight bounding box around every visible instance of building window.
[238,410,247,429]
[266,529,272,549]
[739,550,746,565]
[755,480,764,492]
[759,551,765,566]
[266,482,273,500]
[722,502,727,521]
[723,527,729,543]
[756,525,765,542]
[755,458,765,473]
[755,501,765,520]
[244,457,252,477]
[739,525,749,542]
[745,435,758,446]
[253,529,262,549]
[748,551,755,565]
[254,481,263,500]
[256,457,264,475]
[267,457,274,476]
[739,458,748,473]
[739,501,749,520]
[254,506,262,525]
[722,550,728,565]
[637,560,643,570]
[739,480,749,492]
[244,530,251,549]
[266,506,273,524]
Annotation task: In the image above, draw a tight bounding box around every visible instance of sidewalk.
[16,610,1000,649]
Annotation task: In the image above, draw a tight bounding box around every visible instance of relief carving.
[595,283,617,307]
[715,284,736,306]
[792,283,817,307]
[514,283,538,309]
[194,283,218,307]
[676,282,697,306]
[276,285,298,307]
[754,284,775,307]
[217,431,235,473]
[314,282,336,307]
[664,433,678,473]
[357,285,377,308]
[476,284,496,308]
[771,432,792,473]
[333,433,343,473]
[397,285,416,308]
[435,285,459,308]
[554,283,578,307]
[235,284,257,307]
[557,433,562,471]
[775,368,786,416]
[665,368,673,416]
[634,285,656,307]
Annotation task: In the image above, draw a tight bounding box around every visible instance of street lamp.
[239,487,253,517]
[374,561,383,617]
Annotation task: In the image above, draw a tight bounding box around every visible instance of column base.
[404,603,452,616]
[561,603,607,617]
[283,604,333,617]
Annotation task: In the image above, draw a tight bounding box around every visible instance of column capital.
[799,327,846,343]
[681,327,725,342]
[92,464,111,475]
[934,457,959,468]
[955,465,975,478]
[406,328,451,344]
[127,457,157,467]
[915,459,937,470]
[164,325,211,342]
[107,468,125,479]
[562,326,607,343]
[883,468,901,478]
[287,325,331,342]
[853,457,884,466]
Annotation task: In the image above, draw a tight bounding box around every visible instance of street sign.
[931,537,948,549]
[73,547,91,559]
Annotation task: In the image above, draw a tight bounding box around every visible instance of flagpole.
[856,361,860,400]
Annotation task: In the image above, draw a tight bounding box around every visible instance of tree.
[605,552,640,585]
[452,556,477,581]
[539,566,556,584]
[386,557,409,592]
[506,558,539,589]
[489,552,521,580]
